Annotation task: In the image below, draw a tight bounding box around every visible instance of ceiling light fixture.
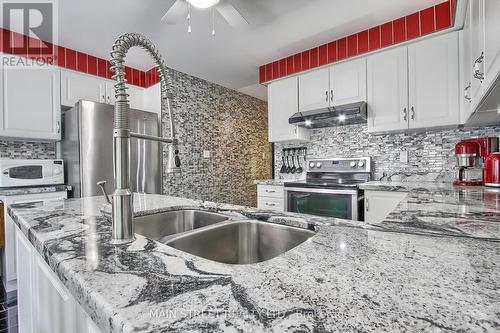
[338,114,346,122]
[187,0,220,9]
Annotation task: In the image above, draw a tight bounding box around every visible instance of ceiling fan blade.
[216,2,249,29]
[161,0,188,24]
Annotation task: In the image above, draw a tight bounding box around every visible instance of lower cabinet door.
[364,190,408,224]
[15,227,101,333]
[15,227,35,333]
[33,252,78,333]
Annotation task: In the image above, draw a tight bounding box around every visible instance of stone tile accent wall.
[162,69,271,207]
[274,124,500,182]
[0,140,56,159]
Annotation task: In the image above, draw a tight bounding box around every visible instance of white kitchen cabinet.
[482,0,500,100]
[367,47,409,132]
[268,76,310,142]
[1,191,67,294]
[364,190,407,224]
[298,67,330,112]
[368,32,459,132]
[408,32,460,128]
[15,226,35,333]
[330,58,366,105]
[15,226,102,333]
[127,84,144,110]
[62,70,143,110]
[0,57,61,141]
[61,71,106,107]
[33,248,78,333]
[469,0,484,105]
[298,59,366,112]
[460,6,473,123]
[257,184,284,212]
[142,82,162,115]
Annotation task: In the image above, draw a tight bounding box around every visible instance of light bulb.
[187,0,219,9]
[304,119,312,127]
[188,25,192,33]
[338,114,346,122]
[212,29,215,36]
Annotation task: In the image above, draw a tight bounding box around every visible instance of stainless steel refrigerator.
[61,100,161,198]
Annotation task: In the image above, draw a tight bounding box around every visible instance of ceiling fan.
[161,0,249,32]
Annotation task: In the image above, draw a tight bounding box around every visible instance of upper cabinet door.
[126,85,144,110]
[367,46,409,132]
[61,70,106,107]
[0,62,61,141]
[268,76,309,143]
[105,82,116,105]
[408,32,460,129]
[470,0,484,103]
[461,4,473,123]
[298,67,330,112]
[483,0,500,91]
[330,58,366,106]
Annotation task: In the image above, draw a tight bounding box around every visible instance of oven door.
[285,187,359,220]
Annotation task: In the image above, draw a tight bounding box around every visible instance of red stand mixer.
[453,137,499,187]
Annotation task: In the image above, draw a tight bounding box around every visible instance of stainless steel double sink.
[134,209,315,264]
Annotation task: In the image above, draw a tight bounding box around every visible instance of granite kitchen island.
[7,188,500,332]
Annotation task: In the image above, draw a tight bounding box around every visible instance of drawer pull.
[265,190,276,193]
[265,203,277,206]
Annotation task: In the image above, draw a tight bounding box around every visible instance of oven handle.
[284,187,358,195]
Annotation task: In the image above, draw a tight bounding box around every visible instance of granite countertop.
[0,184,71,197]
[254,179,287,186]
[7,192,500,332]
[360,181,500,240]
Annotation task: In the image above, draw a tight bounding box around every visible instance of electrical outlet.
[203,150,211,158]
[399,150,408,163]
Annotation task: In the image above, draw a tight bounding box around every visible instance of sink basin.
[166,220,315,264]
[134,209,229,243]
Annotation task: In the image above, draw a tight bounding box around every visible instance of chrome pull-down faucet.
[109,32,181,245]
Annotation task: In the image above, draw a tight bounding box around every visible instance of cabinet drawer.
[257,185,284,198]
[257,197,284,212]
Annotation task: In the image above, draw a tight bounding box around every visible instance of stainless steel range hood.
[288,101,367,128]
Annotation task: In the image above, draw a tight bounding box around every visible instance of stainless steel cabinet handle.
[265,202,276,206]
[464,83,471,101]
[403,107,407,121]
[265,189,276,193]
[330,90,334,102]
[56,121,60,133]
[473,52,484,82]
[102,95,106,102]
[410,106,415,120]
[365,198,369,212]
[325,91,329,102]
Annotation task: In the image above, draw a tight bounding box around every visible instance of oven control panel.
[308,157,371,173]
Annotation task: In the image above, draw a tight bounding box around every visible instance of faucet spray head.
[166,145,181,173]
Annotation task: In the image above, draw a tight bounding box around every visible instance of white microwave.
[0,159,64,188]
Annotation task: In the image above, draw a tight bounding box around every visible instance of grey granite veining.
[254,179,287,186]
[0,185,71,197]
[274,123,500,182]
[361,181,500,240]
[7,192,500,333]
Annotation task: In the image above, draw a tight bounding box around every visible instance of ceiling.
[51,0,444,100]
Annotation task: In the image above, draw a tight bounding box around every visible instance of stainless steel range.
[284,157,372,221]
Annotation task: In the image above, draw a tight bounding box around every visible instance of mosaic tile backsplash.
[162,68,271,207]
[0,140,56,159]
[274,124,500,182]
